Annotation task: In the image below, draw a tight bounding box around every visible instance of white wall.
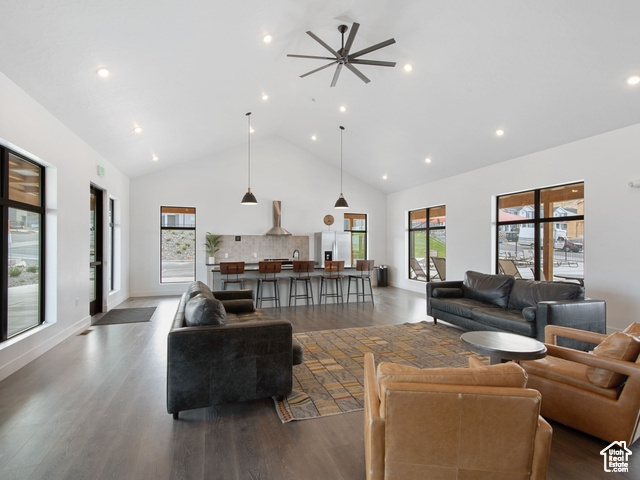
[388,123,640,332]
[129,136,388,297]
[0,72,130,381]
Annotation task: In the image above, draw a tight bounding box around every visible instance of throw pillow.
[186,281,214,300]
[431,287,463,298]
[462,271,515,308]
[587,332,640,388]
[623,322,640,338]
[184,293,227,326]
[522,307,537,322]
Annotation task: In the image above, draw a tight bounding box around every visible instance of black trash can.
[376,265,388,287]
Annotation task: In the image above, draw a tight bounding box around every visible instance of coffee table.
[460,331,547,365]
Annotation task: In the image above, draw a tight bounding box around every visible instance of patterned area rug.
[274,321,483,422]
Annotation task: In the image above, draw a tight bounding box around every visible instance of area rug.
[92,307,156,325]
[273,321,483,423]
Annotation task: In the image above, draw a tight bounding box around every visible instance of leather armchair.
[521,325,640,445]
[363,353,552,480]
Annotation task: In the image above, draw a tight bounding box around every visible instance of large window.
[1,148,45,342]
[160,206,196,283]
[497,182,584,283]
[409,206,446,282]
[344,213,367,264]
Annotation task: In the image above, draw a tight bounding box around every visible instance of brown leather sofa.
[363,352,552,480]
[521,324,640,445]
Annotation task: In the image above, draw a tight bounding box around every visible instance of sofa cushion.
[222,299,255,314]
[507,279,583,310]
[462,271,515,308]
[470,307,537,338]
[430,297,499,319]
[184,293,227,326]
[587,332,640,388]
[186,280,214,300]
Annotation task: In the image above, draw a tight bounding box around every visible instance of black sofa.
[167,281,303,419]
[427,271,606,350]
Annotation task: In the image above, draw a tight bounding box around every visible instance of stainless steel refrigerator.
[315,231,352,267]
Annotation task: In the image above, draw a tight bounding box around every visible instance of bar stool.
[318,260,345,305]
[256,261,282,307]
[219,261,245,290]
[289,260,315,307]
[347,259,375,304]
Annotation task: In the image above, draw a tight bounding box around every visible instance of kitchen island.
[207,262,366,306]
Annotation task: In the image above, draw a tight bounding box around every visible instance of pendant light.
[334,125,349,209]
[241,112,258,205]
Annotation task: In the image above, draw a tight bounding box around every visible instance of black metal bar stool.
[347,259,375,304]
[288,260,315,307]
[256,261,282,307]
[219,261,245,290]
[318,260,345,305]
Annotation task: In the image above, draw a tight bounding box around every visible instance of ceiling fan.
[287,22,396,87]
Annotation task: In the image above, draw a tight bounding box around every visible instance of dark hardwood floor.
[0,287,637,479]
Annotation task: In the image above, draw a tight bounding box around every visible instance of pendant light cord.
[340,125,345,192]
[246,112,252,189]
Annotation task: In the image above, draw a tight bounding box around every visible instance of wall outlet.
[225,253,229,258]
[253,252,257,258]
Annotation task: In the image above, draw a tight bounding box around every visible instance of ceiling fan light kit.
[288,22,396,87]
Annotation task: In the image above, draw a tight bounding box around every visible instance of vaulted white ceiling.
[1,0,639,193]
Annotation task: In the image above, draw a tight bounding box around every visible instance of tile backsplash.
[213,235,310,263]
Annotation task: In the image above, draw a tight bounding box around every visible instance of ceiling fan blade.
[300,61,338,78]
[306,30,340,58]
[330,63,344,87]
[349,38,396,59]
[349,59,397,67]
[343,22,360,54]
[344,63,371,84]
[288,54,338,61]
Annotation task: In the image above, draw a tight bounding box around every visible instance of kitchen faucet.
[292,249,300,259]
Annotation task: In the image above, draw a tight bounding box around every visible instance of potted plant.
[204,233,221,264]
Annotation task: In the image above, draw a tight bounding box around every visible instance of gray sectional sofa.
[427,271,606,350]
[167,281,303,419]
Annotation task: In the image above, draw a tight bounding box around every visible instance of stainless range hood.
[265,200,292,236]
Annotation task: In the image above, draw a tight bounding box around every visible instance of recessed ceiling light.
[96,67,110,78]
[311,135,317,141]
[496,129,505,136]
[249,127,254,133]
[339,105,346,113]
[133,126,143,134]
[382,174,388,180]
[404,64,413,72]
[627,75,640,85]
[262,93,269,101]
[263,34,272,44]
[152,154,159,162]
[425,157,432,164]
